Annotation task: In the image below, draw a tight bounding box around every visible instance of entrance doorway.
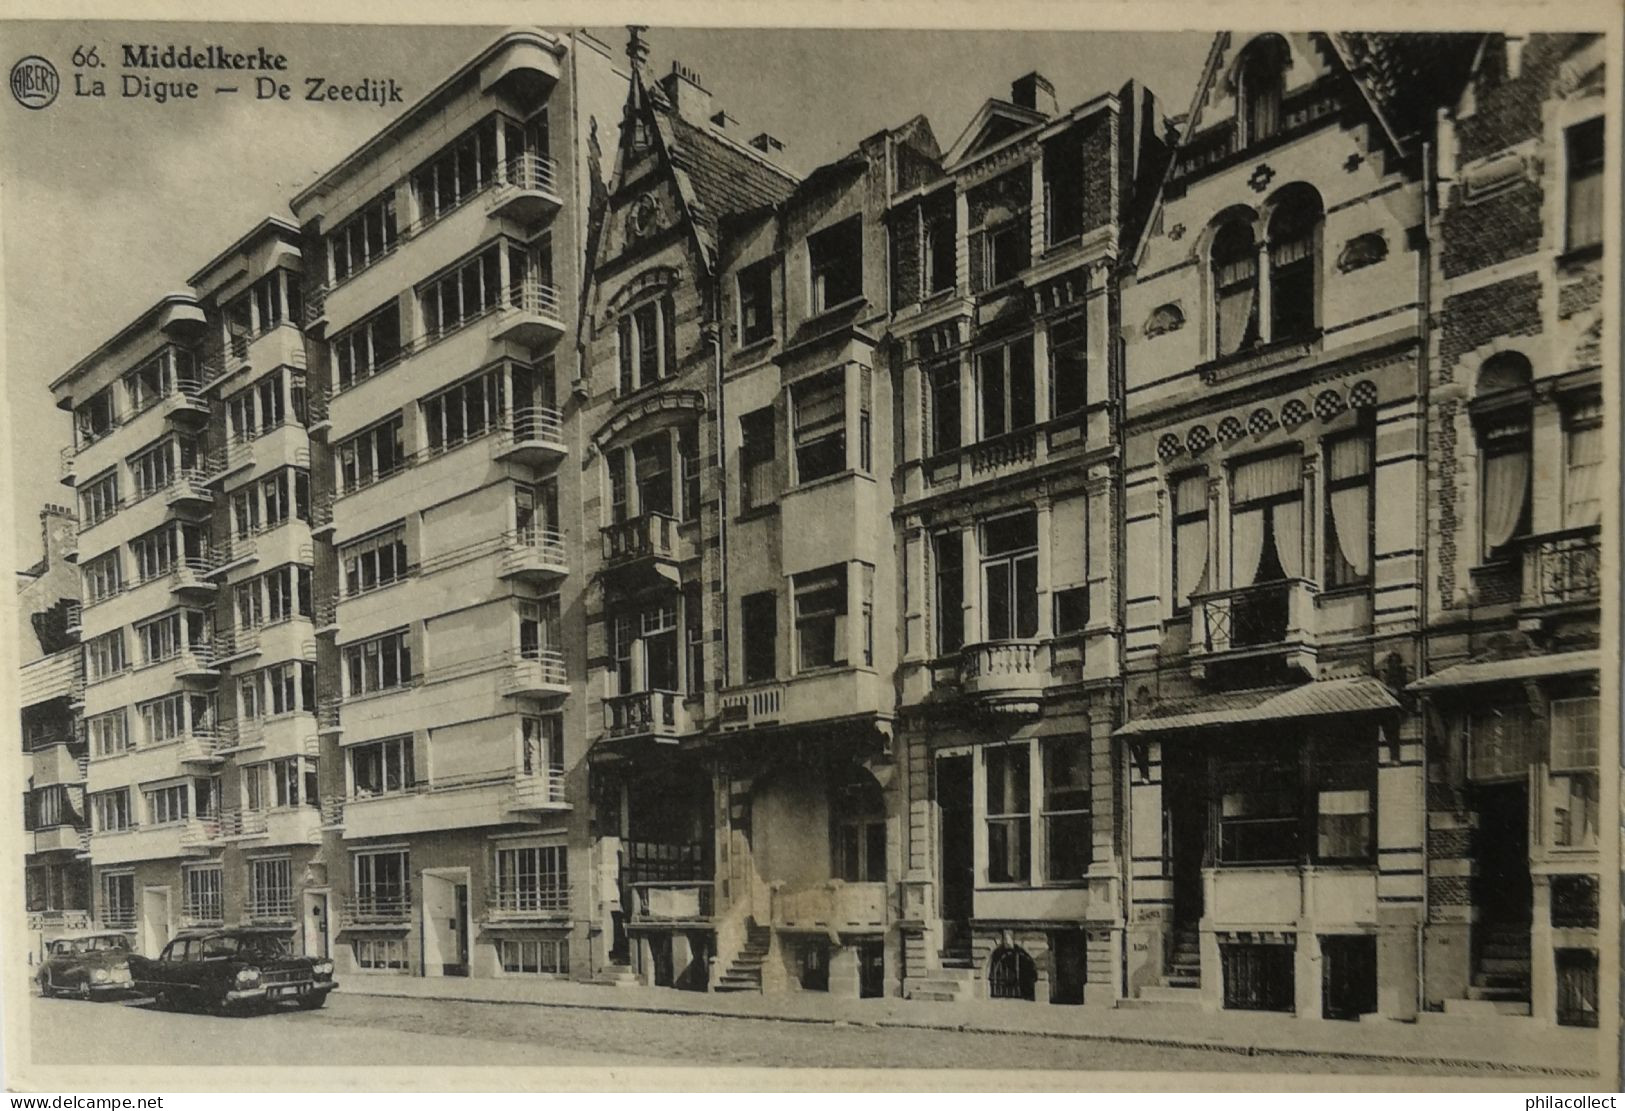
[1163,749,1206,928]
[1470,781,1531,999]
[936,754,974,956]
[302,891,330,959]
[421,870,471,977]
[858,940,885,999]
[140,887,171,958]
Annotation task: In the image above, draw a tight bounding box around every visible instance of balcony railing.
[162,380,210,422]
[494,406,567,462]
[319,796,346,828]
[500,524,568,579]
[486,884,570,919]
[508,771,568,811]
[63,601,83,638]
[339,895,413,927]
[176,728,225,764]
[1522,526,1602,608]
[507,646,569,696]
[601,512,680,564]
[59,446,77,485]
[169,555,217,593]
[310,493,335,533]
[958,639,1049,697]
[246,892,295,921]
[316,696,342,733]
[719,682,785,730]
[487,153,562,223]
[603,690,689,742]
[630,880,714,923]
[490,278,564,346]
[1191,578,1318,660]
[164,468,213,507]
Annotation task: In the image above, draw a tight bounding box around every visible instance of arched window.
[1211,219,1259,357]
[1238,36,1287,145]
[1268,187,1322,340]
[1474,353,1534,560]
[988,945,1038,1000]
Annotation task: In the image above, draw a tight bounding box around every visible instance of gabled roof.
[942,99,1050,170]
[664,112,799,266]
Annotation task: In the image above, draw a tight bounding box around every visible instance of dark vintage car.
[128,926,336,1014]
[35,932,136,999]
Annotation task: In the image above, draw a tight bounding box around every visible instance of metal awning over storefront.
[1406,650,1599,692]
[1115,676,1401,738]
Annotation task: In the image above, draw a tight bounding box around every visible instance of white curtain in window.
[1231,507,1266,588]
[1481,448,1530,551]
[1215,286,1255,357]
[1329,485,1371,577]
[1177,519,1209,606]
[1564,426,1602,528]
[1231,452,1301,503]
[1272,499,1304,579]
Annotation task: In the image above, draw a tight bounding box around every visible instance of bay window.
[79,470,120,527]
[1324,429,1373,588]
[128,439,176,499]
[1218,745,1299,864]
[1230,453,1303,586]
[632,434,674,517]
[144,783,190,826]
[351,736,415,798]
[85,630,127,681]
[344,629,413,696]
[792,370,846,482]
[93,789,133,833]
[130,525,176,583]
[1549,697,1599,849]
[981,511,1039,641]
[977,338,1035,439]
[1043,738,1092,882]
[611,604,679,695]
[328,189,399,285]
[412,117,499,223]
[986,744,1031,884]
[138,694,186,745]
[88,711,130,758]
[83,550,121,604]
[76,386,118,446]
[793,565,847,671]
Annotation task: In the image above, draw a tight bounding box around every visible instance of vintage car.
[35,931,136,999]
[128,926,336,1013]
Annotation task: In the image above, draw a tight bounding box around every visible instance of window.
[616,295,676,394]
[101,872,135,923]
[1564,402,1603,528]
[925,203,957,296]
[130,525,176,583]
[183,866,223,923]
[144,783,190,826]
[934,530,964,655]
[136,612,185,665]
[342,524,410,596]
[420,243,502,339]
[343,630,413,696]
[969,173,1031,293]
[493,845,569,913]
[79,470,120,527]
[139,695,186,745]
[338,414,406,494]
[76,386,118,446]
[1044,130,1086,245]
[631,434,674,518]
[986,744,1031,884]
[737,259,773,345]
[500,938,569,974]
[684,586,706,696]
[85,631,126,682]
[353,850,410,917]
[412,117,499,224]
[809,217,863,312]
[739,407,778,511]
[1238,36,1285,145]
[248,660,316,717]
[1212,219,1260,357]
[128,439,176,499]
[1565,117,1604,252]
[794,565,847,671]
[263,756,316,808]
[609,603,679,695]
[1050,316,1088,419]
[1230,453,1304,587]
[1315,752,1375,862]
[928,362,961,455]
[741,591,778,683]
[354,937,409,970]
[424,365,506,454]
[1479,415,1532,558]
[1218,746,1298,864]
[834,809,885,884]
[82,550,121,604]
[678,426,700,522]
[1267,188,1321,340]
[1550,697,1599,849]
[249,857,293,919]
[123,348,175,413]
[793,370,847,482]
[351,736,415,797]
[332,301,403,392]
[1043,739,1092,882]
[243,764,265,811]
[981,511,1039,641]
[329,189,399,284]
[93,789,133,832]
[88,711,130,758]
[977,338,1035,439]
[1324,430,1373,588]
[521,715,565,784]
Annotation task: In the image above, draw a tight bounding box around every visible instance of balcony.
[62,602,82,640]
[504,647,569,698]
[316,696,342,736]
[338,896,413,929]
[771,880,887,935]
[179,815,222,850]
[500,525,568,581]
[310,493,335,539]
[493,406,567,466]
[232,806,321,847]
[160,381,210,426]
[199,335,252,391]
[603,690,693,744]
[1520,526,1601,612]
[206,536,257,578]
[163,469,213,510]
[489,278,564,349]
[600,512,685,589]
[958,640,1051,701]
[203,441,255,486]
[718,668,889,733]
[176,728,225,766]
[31,824,89,855]
[630,881,714,925]
[1189,578,1318,676]
[305,391,330,439]
[486,884,570,923]
[487,153,562,225]
[319,796,345,829]
[508,771,568,813]
[173,643,220,681]
[314,597,339,637]
[59,446,76,486]
[210,627,260,666]
[168,555,217,596]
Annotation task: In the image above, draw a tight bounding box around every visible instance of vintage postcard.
[2,0,1619,1094]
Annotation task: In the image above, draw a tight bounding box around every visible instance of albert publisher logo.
[10,55,59,109]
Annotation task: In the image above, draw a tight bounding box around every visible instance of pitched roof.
[1116,676,1400,737]
[1328,32,1483,149]
[1408,650,1599,692]
[665,113,799,264]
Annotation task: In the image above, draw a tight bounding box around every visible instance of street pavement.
[23,990,1607,1080]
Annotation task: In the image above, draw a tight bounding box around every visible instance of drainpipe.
[709,268,731,697]
[1414,127,1438,1018]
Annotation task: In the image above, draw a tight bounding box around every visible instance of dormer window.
[1238,36,1287,145]
[1211,220,1259,357]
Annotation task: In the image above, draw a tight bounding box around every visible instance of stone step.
[1476,957,1531,976]
[927,965,975,982]
[1468,982,1530,1001]
[1430,998,1534,1020]
[1139,984,1207,1005]
[910,989,960,1003]
[910,979,967,997]
[1164,974,1201,989]
[713,982,762,994]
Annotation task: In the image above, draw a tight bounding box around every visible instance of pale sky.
[2,22,1208,568]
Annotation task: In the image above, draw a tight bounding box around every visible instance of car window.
[164,939,190,962]
[89,936,128,952]
[200,936,239,960]
[240,935,291,959]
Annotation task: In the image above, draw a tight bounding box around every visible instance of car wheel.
[39,973,54,998]
[296,993,327,1011]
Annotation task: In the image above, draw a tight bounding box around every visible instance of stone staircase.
[589,964,641,988]
[1463,924,1532,1015]
[908,944,975,1002]
[713,921,772,993]
[1121,927,1205,1011]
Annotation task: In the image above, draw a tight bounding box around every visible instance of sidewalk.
[337,972,1604,1077]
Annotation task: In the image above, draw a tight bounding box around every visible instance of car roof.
[173,925,294,939]
[49,931,130,942]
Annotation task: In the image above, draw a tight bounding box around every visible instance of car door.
[161,939,194,1003]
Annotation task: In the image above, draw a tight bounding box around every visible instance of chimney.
[1011,72,1058,117]
[659,61,713,126]
[39,504,76,568]
[710,110,740,131]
